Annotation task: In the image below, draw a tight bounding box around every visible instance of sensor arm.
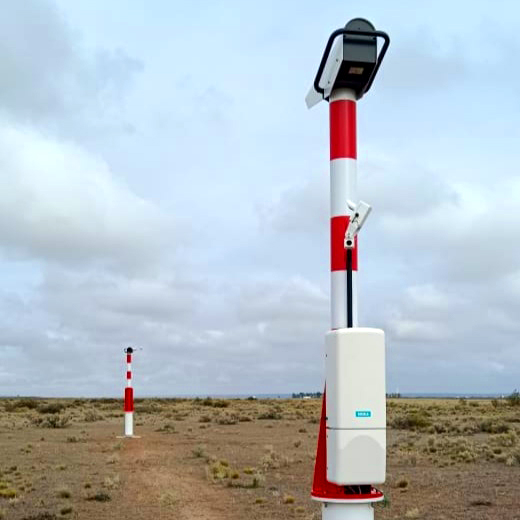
[344,200,372,249]
[344,200,371,328]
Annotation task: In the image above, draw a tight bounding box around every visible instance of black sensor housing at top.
[335,19,377,96]
[310,18,390,102]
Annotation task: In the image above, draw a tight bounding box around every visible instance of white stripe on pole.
[330,158,357,217]
[330,88,356,103]
[125,412,133,437]
[322,503,374,520]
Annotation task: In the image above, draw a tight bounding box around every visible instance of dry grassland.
[0,396,519,519]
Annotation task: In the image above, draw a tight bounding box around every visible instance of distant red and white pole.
[124,347,134,437]
[330,88,358,329]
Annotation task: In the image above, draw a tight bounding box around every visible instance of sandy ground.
[0,398,519,519]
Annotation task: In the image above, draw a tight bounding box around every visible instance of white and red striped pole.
[312,86,382,520]
[124,347,134,437]
[308,19,390,520]
[330,88,358,330]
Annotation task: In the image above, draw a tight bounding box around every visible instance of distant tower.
[123,347,135,437]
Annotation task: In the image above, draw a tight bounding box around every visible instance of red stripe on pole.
[331,216,358,271]
[330,100,356,160]
[124,387,134,412]
[126,354,132,363]
[126,371,131,379]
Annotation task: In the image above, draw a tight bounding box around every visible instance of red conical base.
[311,390,384,502]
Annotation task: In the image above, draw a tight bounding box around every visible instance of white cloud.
[0,0,142,129]
[380,177,520,281]
[0,123,171,270]
[389,318,447,342]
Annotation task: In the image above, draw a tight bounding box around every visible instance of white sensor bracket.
[305,38,343,108]
[344,200,372,249]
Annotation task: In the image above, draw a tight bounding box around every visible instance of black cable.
[346,248,353,328]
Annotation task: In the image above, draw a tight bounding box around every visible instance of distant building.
[292,392,323,399]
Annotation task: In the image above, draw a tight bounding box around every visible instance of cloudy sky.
[1,0,519,397]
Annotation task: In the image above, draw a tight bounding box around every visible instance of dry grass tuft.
[86,491,111,502]
[83,410,103,422]
[155,422,177,433]
[160,490,179,507]
[469,499,493,506]
[56,486,71,498]
[0,488,17,499]
[396,477,409,489]
[103,475,120,490]
[192,445,207,458]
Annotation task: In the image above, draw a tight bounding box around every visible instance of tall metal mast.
[306,18,390,520]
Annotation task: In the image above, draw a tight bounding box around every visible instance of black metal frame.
[313,28,390,100]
